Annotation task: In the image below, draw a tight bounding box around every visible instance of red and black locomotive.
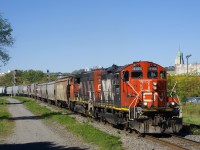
[69,61,182,133]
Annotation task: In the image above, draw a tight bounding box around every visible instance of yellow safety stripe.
[70,99,129,111]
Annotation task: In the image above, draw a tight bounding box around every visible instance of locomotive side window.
[75,78,80,84]
[123,71,129,82]
[160,71,166,79]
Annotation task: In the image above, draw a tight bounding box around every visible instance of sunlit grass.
[0,98,14,141]
[182,103,200,125]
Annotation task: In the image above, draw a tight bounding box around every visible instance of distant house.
[165,66,175,74]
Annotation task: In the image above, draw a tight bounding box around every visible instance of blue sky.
[0,0,200,73]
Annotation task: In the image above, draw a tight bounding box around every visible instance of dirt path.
[1,98,95,150]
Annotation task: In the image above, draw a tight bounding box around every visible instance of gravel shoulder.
[1,98,96,150]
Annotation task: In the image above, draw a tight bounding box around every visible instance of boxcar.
[36,83,42,99]
[47,81,56,103]
[18,85,24,95]
[13,86,19,96]
[41,82,47,100]
[27,85,31,97]
[23,85,28,96]
[55,76,73,106]
[30,84,37,98]
[7,86,13,96]
[0,86,6,95]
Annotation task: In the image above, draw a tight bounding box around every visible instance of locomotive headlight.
[171,101,175,106]
[153,82,157,86]
[153,82,157,90]
[143,102,148,106]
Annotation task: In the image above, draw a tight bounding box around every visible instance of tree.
[0,14,14,67]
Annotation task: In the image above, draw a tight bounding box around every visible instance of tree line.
[0,70,70,86]
[1,71,200,102]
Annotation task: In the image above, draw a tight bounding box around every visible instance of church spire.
[175,48,184,65]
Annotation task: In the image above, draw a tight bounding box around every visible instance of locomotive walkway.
[1,98,95,150]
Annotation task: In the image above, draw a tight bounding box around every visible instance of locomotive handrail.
[126,81,141,120]
[170,81,177,97]
[170,81,180,105]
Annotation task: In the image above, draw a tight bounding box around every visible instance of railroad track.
[144,134,200,150]
[169,134,200,150]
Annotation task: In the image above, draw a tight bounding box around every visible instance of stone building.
[175,50,200,74]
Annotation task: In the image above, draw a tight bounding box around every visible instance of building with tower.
[175,50,200,74]
[175,50,184,65]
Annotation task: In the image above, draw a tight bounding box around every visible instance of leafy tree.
[167,74,200,102]
[0,70,45,86]
[0,14,14,67]
[0,71,13,86]
[0,69,72,86]
[22,70,45,84]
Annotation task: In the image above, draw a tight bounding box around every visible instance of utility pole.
[13,70,16,96]
[47,69,50,82]
[186,54,192,75]
[13,70,16,86]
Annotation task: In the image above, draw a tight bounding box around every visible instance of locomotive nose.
[142,80,167,108]
[142,92,158,108]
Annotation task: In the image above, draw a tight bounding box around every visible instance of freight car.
[6,86,13,96]
[5,61,182,134]
[0,86,6,95]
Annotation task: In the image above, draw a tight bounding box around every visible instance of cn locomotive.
[4,61,182,134]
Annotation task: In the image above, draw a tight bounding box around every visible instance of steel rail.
[170,134,200,149]
[144,135,189,150]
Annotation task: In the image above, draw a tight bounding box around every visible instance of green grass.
[13,96,122,150]
[182,103,200,125]
[0,98,14,140]
[182,103,200,135]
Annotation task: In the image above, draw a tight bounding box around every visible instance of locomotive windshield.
[131,72,143,78]
[147,71,158,78]
[147,65,158,78]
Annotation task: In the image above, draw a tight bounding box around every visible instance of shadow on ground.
[0,102,24,105]
[0,142,89,150]
[0,112,64,121]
